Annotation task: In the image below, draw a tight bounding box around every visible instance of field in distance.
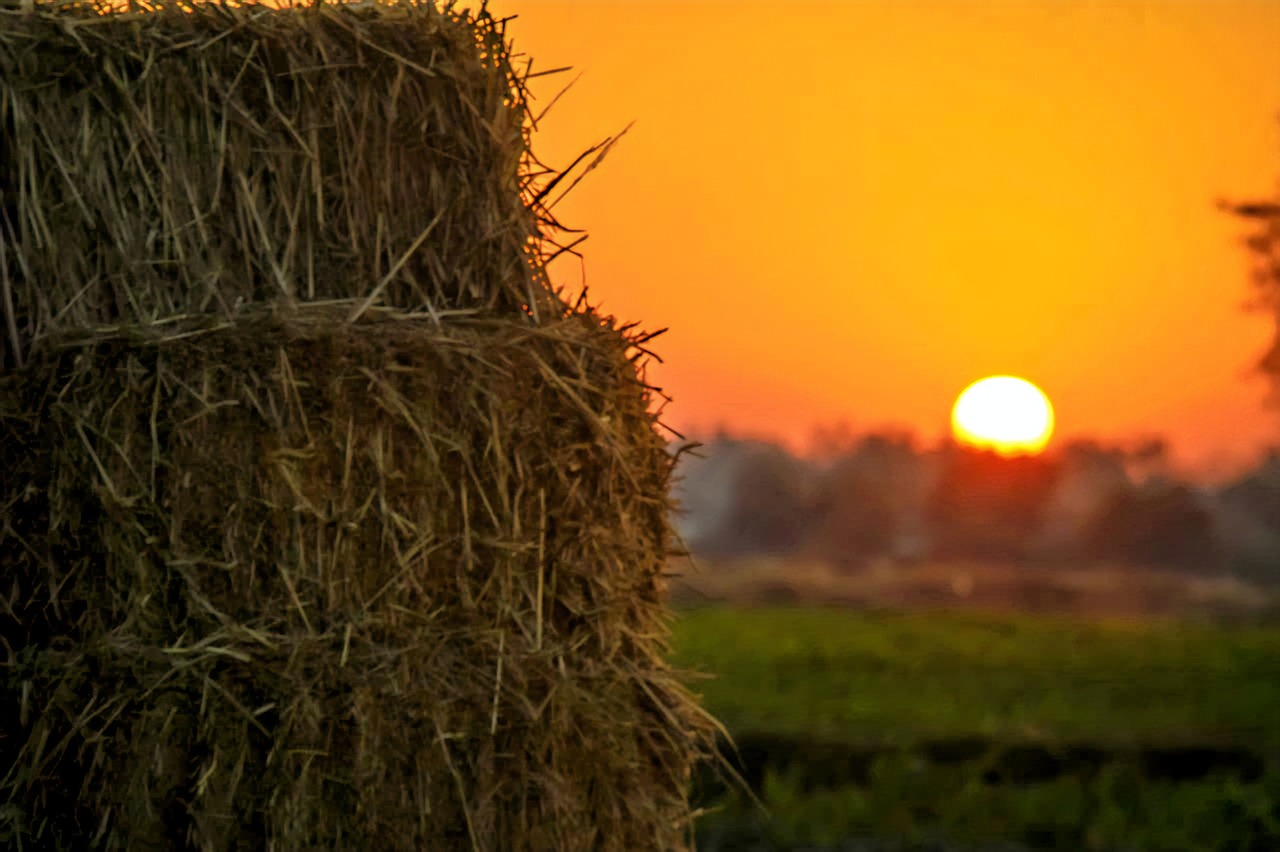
[671,605,1280,849]
[666,555,1279,623]
[670,606,1280,748]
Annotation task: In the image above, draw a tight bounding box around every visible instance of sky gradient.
[491,0,1280,477]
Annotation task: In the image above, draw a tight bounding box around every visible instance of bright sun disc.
[951,376,1054,456]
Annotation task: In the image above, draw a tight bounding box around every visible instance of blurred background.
[490,1,1280,848]
[491,0,1280,477]
[670,430,1280,606]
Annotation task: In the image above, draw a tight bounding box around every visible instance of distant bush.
[1215,456,1280,584]
[927,447,1061,561]
[805,434,920,568]
[678,431,1280,579]
[695,444,814,557]
[1082,483,1219,571]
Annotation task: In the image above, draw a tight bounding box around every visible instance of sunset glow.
[488,0,1280,473]
[952,376,1055,456]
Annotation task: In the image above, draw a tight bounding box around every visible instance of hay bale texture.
[0,0,559,369]
[0,2,717,849]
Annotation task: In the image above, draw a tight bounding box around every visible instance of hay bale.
[0,0,558,370]
[1,305,718,849]
[0,1,720,848]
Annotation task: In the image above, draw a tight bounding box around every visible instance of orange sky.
[489,0,1280,477]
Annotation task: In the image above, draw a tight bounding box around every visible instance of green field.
[672,607,1280,747]
[671,607,1280,850]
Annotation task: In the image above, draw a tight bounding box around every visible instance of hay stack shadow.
[0,3,718,849]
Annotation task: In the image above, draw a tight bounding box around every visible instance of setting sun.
[490,0,1280,470]
[951,376,1055,456]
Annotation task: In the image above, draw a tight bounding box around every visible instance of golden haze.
[490,0,1280,474]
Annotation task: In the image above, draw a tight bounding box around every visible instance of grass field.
[672,607,1280,748]
[672,606,1280,850]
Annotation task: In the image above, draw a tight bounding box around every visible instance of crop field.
[672,606,1280,850]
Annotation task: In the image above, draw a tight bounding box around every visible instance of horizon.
[677,419,1278,486]
[489,0,1280,476]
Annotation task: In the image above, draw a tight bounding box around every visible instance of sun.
[951,375,1054,456]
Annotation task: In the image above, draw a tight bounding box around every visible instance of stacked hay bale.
[0,2,718,849]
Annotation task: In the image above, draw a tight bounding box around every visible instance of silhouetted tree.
[806,433,917,568]
[696,443,813,557]
[1081,482,1219,571]
[1219,161,1280,567]
[1214,452,1280,583]
[1220,452,1280,525]
[1221,188,1280,399]
[1030,439,1132,561]
[928,446,1061,561]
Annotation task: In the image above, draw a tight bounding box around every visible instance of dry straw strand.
[0,0,562,357]
[4,309,718,851]
[0,1,720,849]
